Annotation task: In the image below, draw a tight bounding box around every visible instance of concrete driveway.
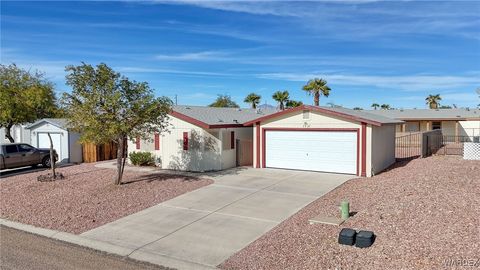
[81,168,352,269]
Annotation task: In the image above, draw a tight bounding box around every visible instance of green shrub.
[129,151,155,166]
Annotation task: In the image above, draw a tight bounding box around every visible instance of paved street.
[0,226,169,270]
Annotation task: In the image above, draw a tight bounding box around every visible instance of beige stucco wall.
[441,121,456,136]
[371,124,396,175]
[253,110,376,176]
[128,115,252,172]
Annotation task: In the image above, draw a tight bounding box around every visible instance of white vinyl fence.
[463,143,480,160]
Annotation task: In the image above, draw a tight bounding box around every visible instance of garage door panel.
[38,133,62,160]
[265,131,357,174]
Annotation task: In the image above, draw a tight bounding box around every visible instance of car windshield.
[18,144,35,152]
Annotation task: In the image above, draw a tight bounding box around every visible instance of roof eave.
[243,105,383,126]
[26,119,66,130]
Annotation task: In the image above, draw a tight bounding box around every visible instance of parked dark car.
[0,143,58,170]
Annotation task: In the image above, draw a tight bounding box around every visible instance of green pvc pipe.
[340,201,350,220]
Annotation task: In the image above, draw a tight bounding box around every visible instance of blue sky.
[1,1,480,109]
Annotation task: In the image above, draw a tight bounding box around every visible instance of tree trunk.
[47,133,56,179]
[121,137,127,176]
[5,124,14,143]
[314,92,320,106]
[114,136,125,185]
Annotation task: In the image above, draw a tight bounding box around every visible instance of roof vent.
[218,119,224,123]
[233,119,238,123]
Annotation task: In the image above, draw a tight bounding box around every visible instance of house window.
[183,132,189,150]
[135,137,141,149]
[154,133,160,150]
[432,122,442,130]
[303,110,309,119]
[231,131,235,149]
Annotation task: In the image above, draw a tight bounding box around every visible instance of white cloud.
[116,66,236,77]
[257,72,480,91]
[154,50,230,61]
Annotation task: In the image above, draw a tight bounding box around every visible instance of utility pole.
[175,94,178,105]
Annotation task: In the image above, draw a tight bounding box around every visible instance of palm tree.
[302,78,331,106]
[380,104,391,110]
[425,94,441,109]
[244,93,261,109]
[272,90,290,110]
[371,103,380,110]
[286,100,303,108]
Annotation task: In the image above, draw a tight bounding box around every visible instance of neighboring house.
[26,118,83,163]
[367,108,480,137]
[132,105,402,177]
[1,124,31,144]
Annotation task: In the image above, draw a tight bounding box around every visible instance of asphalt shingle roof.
[173,105,402,126]
[172,105,277,125]
[324,106,404,124]
[366,108,480,120]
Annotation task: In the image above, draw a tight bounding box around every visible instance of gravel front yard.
[1,163,212,234]
[220,156,480,270]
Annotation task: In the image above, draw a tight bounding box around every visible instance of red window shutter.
[154,133,160,150]
[231,131,235,149]
[183,132,188,150]
[135,136,141,150]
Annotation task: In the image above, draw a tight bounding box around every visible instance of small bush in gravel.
[129,151,155,166]
[37,173,65,182]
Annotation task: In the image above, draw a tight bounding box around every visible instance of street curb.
[0,218,134,257]
[0,218,218,269]
[130,249,218,270]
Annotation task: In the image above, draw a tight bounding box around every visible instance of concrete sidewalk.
[81,167,352,269]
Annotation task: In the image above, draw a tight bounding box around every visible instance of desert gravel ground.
[220,156,480,270]
[0,163,212,234]
[0,225,171,270]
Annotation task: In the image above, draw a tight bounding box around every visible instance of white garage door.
[265,130,357,174]
[38,133,63,160]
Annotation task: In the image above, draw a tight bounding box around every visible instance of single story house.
[367,108,480,137]
[131,105,402,177]
[26,118,83,163]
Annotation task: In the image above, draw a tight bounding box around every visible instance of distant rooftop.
[367,108,480,120]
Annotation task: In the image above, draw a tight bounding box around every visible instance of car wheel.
[42,156,51,168]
